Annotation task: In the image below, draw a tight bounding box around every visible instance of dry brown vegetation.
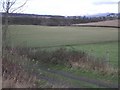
[15,47,118,76]
[2,47,118,88]
[2,48,72,88]
[2,57,37,88]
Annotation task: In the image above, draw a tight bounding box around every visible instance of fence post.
[106,51,110,66]
[91,49,95,61]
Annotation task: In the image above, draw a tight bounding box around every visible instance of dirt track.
[32,65,119,88]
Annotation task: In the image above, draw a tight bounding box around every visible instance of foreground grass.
[39,69,100,88]
[48,64,118,83]
[38,42,118,68]
[65,42,118,67]
[3,47,118,88]
[39,60,117,87]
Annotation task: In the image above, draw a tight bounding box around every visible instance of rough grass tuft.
[12,47,118,76]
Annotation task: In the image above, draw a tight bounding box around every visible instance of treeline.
[2,13,119,26]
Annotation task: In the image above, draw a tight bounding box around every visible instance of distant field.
[8,25,118,47]
[73,19,119,27]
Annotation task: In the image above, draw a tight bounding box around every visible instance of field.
[73,19,119,27]
[7,25,118,67]
[9,25,118,47]
[5,25,118,87]
[66,42,118,67]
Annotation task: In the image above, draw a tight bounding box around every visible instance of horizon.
[1,12,119,17]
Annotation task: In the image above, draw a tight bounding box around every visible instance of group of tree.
[2,12,119,26]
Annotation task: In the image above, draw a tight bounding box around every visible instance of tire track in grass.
[22,61,118,88]
[36,66,118,88]
[32,69,76,88]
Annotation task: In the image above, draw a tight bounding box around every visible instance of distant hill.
[87,13,118,17]
[1,12,119,26]
[73,19,119,28]
[2,13,65,18]
[1,12,119,18]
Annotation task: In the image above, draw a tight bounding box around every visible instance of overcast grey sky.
[0,0,119,16]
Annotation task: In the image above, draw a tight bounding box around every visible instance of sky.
[0,0,119,16]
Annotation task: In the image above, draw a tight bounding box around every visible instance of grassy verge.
[15,46,118,84]
[66,42,118,67]
[3,47,118,88]
[2,49,53,88]
[49,64,118,83]
[39,69,100,88]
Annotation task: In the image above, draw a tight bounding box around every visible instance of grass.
[5,25,118,87]
[49,64,118,83]
[11,46,118,84]
[35,62,117,87]
[65,42,118,67]
[3,47,118,88]
[3,49,100,88]
[7,25,118,66]
[2,50,53,88]
[8,25,118,47]
[39,69,100,88]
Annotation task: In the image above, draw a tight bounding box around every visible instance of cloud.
[21,0,119,16]
[93,1,118,5]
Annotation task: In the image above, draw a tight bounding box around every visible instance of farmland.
[2,0,119,87]
[5,25,118,87]
[72,19,119,27]
[8,25,118,47]
[8,25,118,66]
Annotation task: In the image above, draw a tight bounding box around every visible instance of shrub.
[7,47,118,76]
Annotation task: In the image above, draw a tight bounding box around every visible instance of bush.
[8,47,118,76]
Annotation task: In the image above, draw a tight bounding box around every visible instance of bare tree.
[1,0,28,48]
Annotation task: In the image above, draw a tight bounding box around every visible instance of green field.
[66,42,118,67]
[8,25,118,47]
[8,25,118,67]
[6,25,118,87]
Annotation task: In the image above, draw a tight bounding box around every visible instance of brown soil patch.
[73,19,119,27]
